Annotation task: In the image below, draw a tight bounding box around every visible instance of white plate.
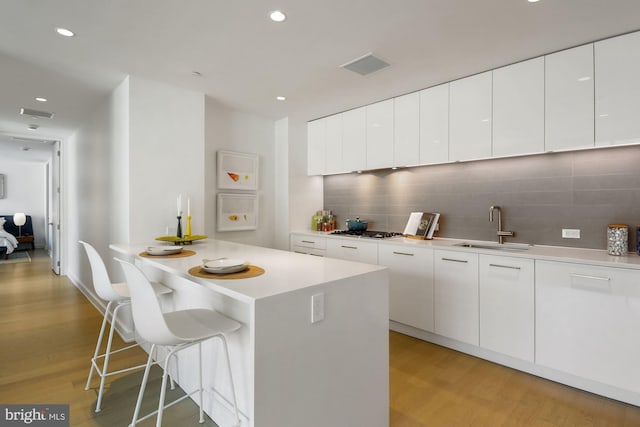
[146,246,183,256]
[202,258,250,274]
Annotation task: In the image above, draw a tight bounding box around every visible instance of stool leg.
[220,335,241,426]
[157,346,178,427]
[130,344,156,427]
[198,342,204,423]
[95,301,124,412]
[85,300,114,392]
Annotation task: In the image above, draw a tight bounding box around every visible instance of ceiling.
[1,0,640,162]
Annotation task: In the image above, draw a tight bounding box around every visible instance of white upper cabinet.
[342,107,367,172]
[595,31,640,146]
[324,114,343,174]
[393,92,420,167]
[419,83,449,165]
[366,99,394,170]
[307,118,326,175]
[545,44,595,151]
[449,71,492,161]
[493,58,544,157]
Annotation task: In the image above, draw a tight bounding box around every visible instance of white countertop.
[294,230,640,270]
[111,239,387,303]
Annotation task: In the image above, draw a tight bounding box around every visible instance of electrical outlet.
[562,229,581,239]
[311,293,324,323]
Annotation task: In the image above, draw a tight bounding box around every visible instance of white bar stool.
[115,258,242,427]
[80,241,172,412]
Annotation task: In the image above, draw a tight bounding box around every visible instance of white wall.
[129,76,205,243]
[0,159,47,247]
[287,118,323,233]
[274,117,289,250]
[64,80,127,290]
[204,97,276,248]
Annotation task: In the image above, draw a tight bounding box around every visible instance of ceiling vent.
[19,107,54,119]
[341,53,390,76]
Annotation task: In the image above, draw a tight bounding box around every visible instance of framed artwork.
[217,193,258,231]
[217,150,258,191]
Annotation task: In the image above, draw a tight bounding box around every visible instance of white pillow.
[0,217,5,230]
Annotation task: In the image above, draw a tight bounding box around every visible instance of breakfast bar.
[110,239,389,427]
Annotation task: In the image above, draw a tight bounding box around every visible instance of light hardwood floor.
[2,251,640,426]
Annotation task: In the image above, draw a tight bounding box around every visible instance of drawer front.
[536,260,640,393]
[290,234,326,250]
[326,238,378,264]
[291,245,325,257]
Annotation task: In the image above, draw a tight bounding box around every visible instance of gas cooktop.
[330,230,404,239]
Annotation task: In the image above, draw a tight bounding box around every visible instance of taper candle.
[187,197,191,216]
[177,194,182,215]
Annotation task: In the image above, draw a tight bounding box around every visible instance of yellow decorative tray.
[155,235,208,245]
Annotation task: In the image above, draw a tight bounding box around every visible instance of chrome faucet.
[489,205,514,244]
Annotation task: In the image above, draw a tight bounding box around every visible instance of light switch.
[311,293,324,323]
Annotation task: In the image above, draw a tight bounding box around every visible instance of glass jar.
[607,224,628,256]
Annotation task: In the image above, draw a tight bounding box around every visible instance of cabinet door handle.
[489,263,521,270]
[341,245,358,250]
[393,251,414,256]
[569,273,612,293]
[301,240,316,244]
[309,253,324,257]
[441,257,468,263]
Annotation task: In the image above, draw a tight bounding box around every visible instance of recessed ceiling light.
[55,27,75,37]
[577,76,591,82]
[35,97,47,102]
[270,10,286,22]
[276,96,286,101]
[527,0,540,2]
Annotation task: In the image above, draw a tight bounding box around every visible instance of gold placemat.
[139,249,196,258]
[188,265,265,280]
[155,235,207,245]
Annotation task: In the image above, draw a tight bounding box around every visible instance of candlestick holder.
[186,215,192,236]
[176,216,183,238]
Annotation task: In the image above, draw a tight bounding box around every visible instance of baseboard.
[66,272,135,342]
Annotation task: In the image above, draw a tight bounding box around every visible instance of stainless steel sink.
[454,242,531,251]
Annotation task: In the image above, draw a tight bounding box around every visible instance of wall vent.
[19,107,54,119]
[12,136,55,144]
[341,53,390,76]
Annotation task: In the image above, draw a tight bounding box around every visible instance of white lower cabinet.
[326,237,378,264]
[434,249,479,345]
[379,244,434,332]
[290,234,326,257]
[479,254,534,362]
[536,260,640,393]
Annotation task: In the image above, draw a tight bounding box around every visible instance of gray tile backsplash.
[323,145,640,250]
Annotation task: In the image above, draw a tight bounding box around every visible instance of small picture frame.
[217,193,258,231]
[217,150,259,191]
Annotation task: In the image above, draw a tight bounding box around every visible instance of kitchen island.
[110,239,389,427]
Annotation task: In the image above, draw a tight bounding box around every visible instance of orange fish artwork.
[227,172,240,182]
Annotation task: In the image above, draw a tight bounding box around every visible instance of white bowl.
[146,246,183,256]
[202,258,250,274]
